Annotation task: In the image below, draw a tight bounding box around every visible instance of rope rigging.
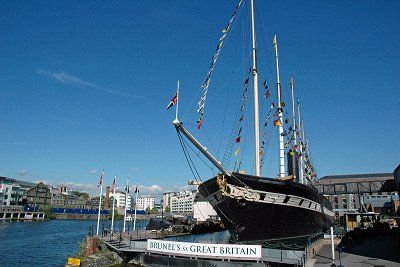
[175,130,238,225]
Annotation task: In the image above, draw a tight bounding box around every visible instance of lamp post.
[161,199,164,232]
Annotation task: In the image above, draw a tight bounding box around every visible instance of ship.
[170,0,334,244]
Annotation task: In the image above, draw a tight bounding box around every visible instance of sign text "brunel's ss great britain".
[147,239,262,259]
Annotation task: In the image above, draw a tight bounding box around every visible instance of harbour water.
[0,219,148,267]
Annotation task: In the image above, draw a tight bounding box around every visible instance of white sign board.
[147,239,262,259]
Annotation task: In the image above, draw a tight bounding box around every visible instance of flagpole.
[290,77,299,182]
[302,120,308,184]
[175,80,180,121]
[133,181,139,231]
[297,100,304,184]
[111,174,116,233]
[273,34,285,178]
[96,170,104,236]
[250,0,261,176]
[123,177,129,232]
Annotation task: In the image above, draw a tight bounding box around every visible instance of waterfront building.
[170,190,195,214]
[192,194,218,221]
[24,182,51,207]
[136,196,155,210]
[0,182,22,206]
[51,194,88,209]
[162,192,175,211]
[50,186,68,198]
[0,176,35,206]
[395,164,400,195]
[109,191,132,208]
[318,172,396,218]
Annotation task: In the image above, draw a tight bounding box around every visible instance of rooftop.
[319,173,393,180]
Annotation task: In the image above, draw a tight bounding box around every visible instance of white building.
[1,177,35,206]
[109,191,132,208]
[136,196,155,210]
[170,190,195,214]
[193,194,218,221]
[0,182,22,206]
[162,192,175,211]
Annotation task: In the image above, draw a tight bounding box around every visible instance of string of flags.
[97,172,103,188]
[196,0,243,129]
[233,73,250,171]
[259,102,274,170]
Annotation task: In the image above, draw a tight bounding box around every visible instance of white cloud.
[89,169,97,174]
[37,69,149,100]
[37,69,97,88]
[172,184,197,192]
[145,184,163,192]
[62,181,97,191]
[17,169,28,176]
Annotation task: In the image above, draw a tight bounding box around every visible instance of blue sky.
[1,0,399,196]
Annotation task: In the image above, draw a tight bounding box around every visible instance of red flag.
[166,91,178,110]
[273,119,282,126]
[197,118,203,129]
[235,136,241,143]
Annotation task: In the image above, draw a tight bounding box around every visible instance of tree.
[165,206,171,213]
[40,205,56,220]
[71,191,89,199]
[108,210,123,220]
[146,207,158,215]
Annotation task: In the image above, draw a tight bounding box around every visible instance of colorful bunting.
[196,0,243,129]
[273,119,282,126]
[97,173,103,188]
[264,89,271,99]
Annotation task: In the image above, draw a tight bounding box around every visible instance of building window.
[334,197,338,203]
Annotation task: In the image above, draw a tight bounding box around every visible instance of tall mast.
[273,34,285,178]
[290,77,299,181]
[302,119,309,184]
[250,0,260,176]
[297,100,304,184]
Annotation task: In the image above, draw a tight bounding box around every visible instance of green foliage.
[165,206,171,213]
[108,211,123,220]
[71,191,89,199]
[40,205,56,219]
[146,207,159,215]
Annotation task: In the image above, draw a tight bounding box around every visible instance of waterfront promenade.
[311,235,399,267]
[101,228,191,242]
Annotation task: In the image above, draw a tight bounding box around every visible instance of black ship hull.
[198,172,334,244]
